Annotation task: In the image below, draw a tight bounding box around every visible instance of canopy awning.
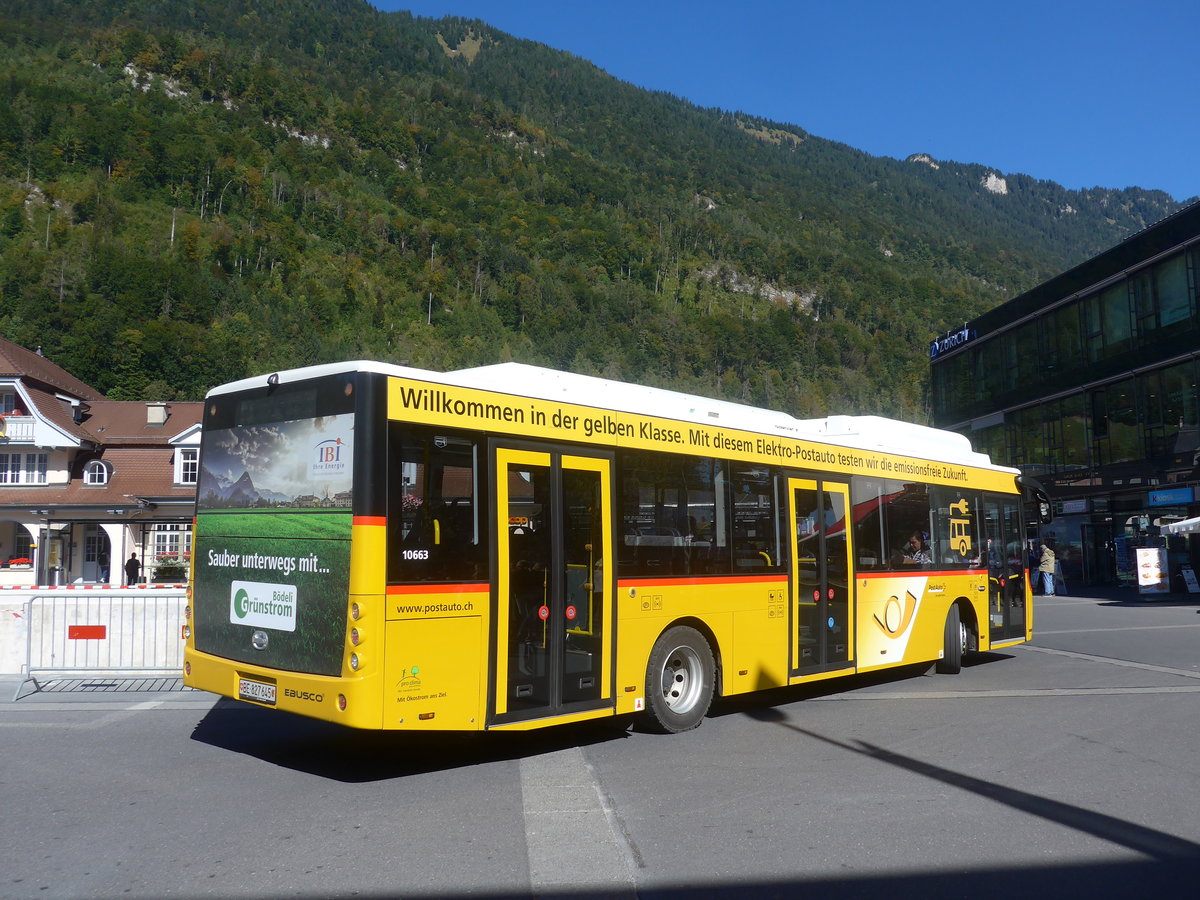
[1163,516,1200,534]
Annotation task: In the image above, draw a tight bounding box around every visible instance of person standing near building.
[1039,542,1057,596]
[124,553,141,585]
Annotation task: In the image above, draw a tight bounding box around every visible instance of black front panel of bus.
[193,371,366,677]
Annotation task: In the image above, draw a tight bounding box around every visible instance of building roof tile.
[0,337,105,400]
[79,400,204,444]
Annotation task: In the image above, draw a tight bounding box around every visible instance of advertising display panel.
[194,412,354,675]
[1136,547,1169,595]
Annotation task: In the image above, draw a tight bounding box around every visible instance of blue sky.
[372,0,1199,201]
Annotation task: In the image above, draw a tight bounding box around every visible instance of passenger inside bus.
[894,531,932,566]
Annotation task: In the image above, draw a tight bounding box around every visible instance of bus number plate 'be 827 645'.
[238,678,276,705]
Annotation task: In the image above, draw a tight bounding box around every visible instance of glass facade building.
[931,203,1200,589]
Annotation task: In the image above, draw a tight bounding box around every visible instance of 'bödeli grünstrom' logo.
[230,580,297,632]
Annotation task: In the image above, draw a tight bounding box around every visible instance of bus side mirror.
[1017,476,1053,526]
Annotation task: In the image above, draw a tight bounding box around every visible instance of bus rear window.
[388,426,486,582]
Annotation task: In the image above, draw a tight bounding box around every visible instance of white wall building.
[0,338,202,586]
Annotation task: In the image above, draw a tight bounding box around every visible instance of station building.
[0,337,202,586]
[930,202,1200,589]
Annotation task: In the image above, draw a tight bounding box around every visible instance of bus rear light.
[350,627,361,645]
[183,625,191,640]
[351,602,361,620]
[185,662,191,676]
[337,694,347,711]
[184,605,191,620]
[349,652,362,671]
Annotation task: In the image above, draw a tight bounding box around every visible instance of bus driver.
[900,532,932,566]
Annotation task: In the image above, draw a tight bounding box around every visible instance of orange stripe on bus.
[387,583,490,595]
[353,516,387,527]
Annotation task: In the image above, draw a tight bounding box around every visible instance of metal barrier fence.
[13,591,187,700]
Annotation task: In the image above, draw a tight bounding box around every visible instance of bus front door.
[493,446,614,725]
[788,478,854,676]
[984,495,1026,643]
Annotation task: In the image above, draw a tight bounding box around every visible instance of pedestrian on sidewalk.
[1039,541,1057,596]
[124,553,141,585]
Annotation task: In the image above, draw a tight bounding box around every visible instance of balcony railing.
[0,416,35,442]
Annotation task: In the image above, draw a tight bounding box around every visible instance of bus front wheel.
[935,604,964,674]
[643,626,715,733]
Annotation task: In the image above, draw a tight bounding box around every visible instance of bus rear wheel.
[935,604,965,674]
[643,626,715,733]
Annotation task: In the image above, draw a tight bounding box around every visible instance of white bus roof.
[208,360,1009,474]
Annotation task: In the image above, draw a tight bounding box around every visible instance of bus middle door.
[492,446,614,726]
[788,477,854,676]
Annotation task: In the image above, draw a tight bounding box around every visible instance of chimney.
[146,402,168,426]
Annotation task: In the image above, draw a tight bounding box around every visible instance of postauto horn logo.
[229,580,297,632]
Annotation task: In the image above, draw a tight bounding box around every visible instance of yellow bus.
[184,361,1045,733]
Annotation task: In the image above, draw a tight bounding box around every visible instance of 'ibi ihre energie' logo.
[311,434,350,479]
[229,580,297,632]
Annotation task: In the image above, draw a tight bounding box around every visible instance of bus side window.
[388,426,485,583]
[619,452,728,576]
[851,478,884,569]
[729,463,783,573]
[879,481,931,569]
[930,488,981,567]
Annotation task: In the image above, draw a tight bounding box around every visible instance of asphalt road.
[3,588,1199,899]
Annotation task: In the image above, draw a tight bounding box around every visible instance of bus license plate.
[238,678,276,705]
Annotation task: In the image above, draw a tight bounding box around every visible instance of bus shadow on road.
[189,655,1020,781]
[189,702,633,782]
[963,649,1017,666]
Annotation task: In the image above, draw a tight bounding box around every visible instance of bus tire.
[643,625,715,733]
[935,604,963,674]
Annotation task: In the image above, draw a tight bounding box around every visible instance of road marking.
[519,746,638,898]
[1035,623,1200,634]
[1024,644,1200,679]
[819,685,1200,700]
[815,644,1200,701]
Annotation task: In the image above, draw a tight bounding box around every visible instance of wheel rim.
[659,644,704,713]
[957,619,968,654]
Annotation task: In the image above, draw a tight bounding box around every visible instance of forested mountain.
[0,0,1185,419]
